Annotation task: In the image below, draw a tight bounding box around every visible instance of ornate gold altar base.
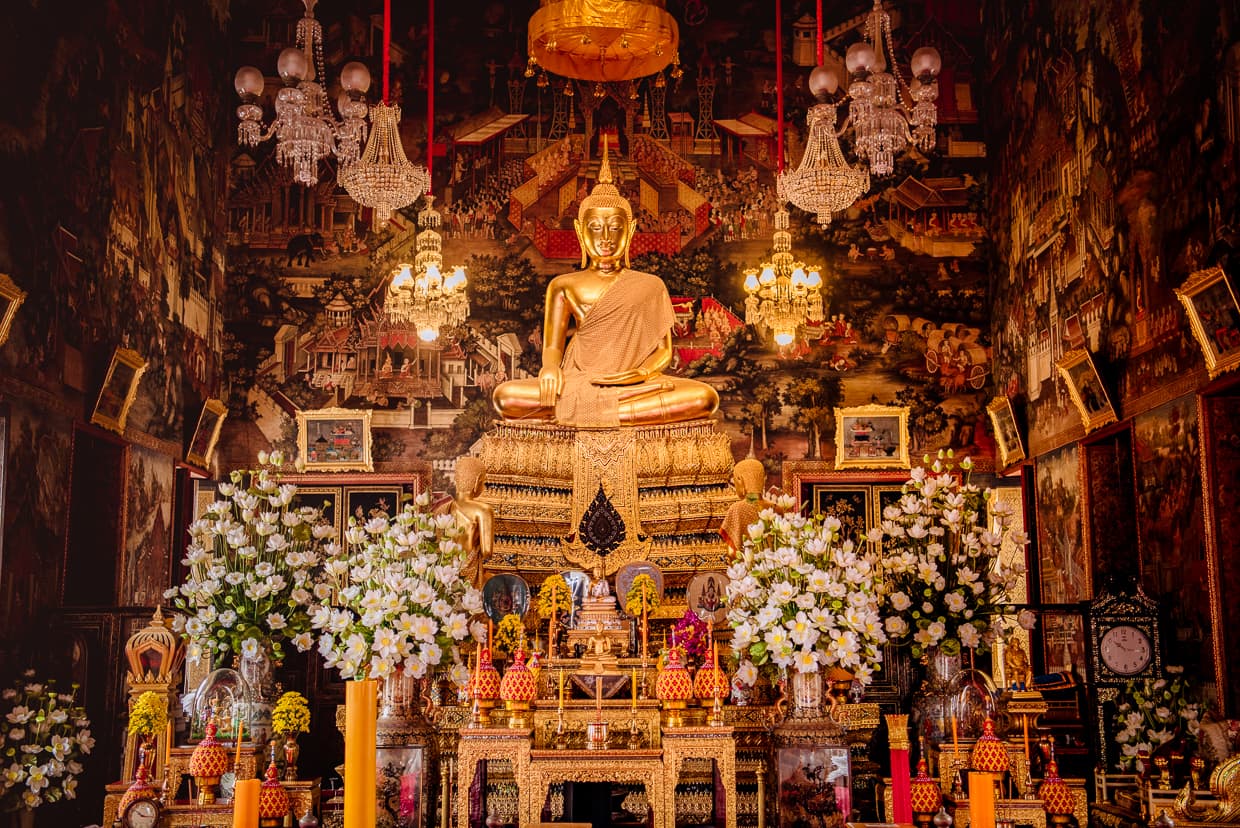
[102,774,320,827]
[478,419,735,575]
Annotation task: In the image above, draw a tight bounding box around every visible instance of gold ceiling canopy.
[528,0,679,82]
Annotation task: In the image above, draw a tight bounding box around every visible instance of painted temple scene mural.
[4,0,1240,826]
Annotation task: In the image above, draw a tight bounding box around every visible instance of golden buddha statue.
[491,138,719,427]
[452,457,493,584]
[719,458,771,552]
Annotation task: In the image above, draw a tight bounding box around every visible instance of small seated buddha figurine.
[719,458,771,552]
[452,457,493,585]
[491,137,719,427]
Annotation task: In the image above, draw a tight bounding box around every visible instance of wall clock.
[122,797,161,828]
[1086,588,1163,771]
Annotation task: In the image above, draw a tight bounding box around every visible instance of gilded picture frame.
[186,399,227,468]
[1175,265,1240,379]
[987,396,1026,468]
[295,407,374,472]
[1055,348,1117,434]
[0,273,26,347]
[833,404,910,469]
[91,347,147,434]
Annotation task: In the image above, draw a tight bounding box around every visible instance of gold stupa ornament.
[528,0,679,82]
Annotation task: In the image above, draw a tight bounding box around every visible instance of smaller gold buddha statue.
[1004,638,1033,690]
[719,458,771,551]
[452,457,493,585]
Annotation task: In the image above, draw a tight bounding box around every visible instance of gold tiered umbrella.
[528,0,679,81]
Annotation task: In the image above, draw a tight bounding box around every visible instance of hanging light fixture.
[234,0,370,186]
[527,0,678,82]
[743,210,824,347]
[839,0,941,177]
[337,0,429,223]
[383,198,468,342]
[777,1,869,226]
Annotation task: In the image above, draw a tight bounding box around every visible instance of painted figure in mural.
[452,457,493,584]
[491,138,719,426]
[719,458,771,552]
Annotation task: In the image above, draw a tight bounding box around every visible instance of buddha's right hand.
[538,366,563,407]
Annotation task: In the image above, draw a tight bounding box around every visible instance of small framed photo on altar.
[186,399,227,468]
[987,396,1025,468]
[777,744,852,825]
[1056,349,1117,434]
[833,404,910,469]
[0,273,26,347]
[91,347,147,434]
[295,407,374,472]
[1176,265,1240,379]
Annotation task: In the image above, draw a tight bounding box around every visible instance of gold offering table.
[478,419,735,574]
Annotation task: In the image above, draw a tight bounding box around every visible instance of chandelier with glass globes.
[234,0,371,187]
[742,209,825,347]
[383,197,468,343]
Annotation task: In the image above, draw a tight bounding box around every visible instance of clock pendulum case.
[1086,588,1163,771]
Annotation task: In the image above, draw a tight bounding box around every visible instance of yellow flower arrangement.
[625,574,660,617]
[128,691,169,738]
[494,613,525,656]
[536,575,572,618]
[271,692,311,736]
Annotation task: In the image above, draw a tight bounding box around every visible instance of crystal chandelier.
[743,209,824,347]
[383,197,468,342]
[234,0,369,187]
[338,102,429,224]
[777,99,870,226]
[839,0,941,177]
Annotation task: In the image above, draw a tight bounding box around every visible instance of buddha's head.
[732,458,766,499]
[455,456,486,498]
[574,137,635,271]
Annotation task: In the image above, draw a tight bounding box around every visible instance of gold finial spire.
[598,133,613,185]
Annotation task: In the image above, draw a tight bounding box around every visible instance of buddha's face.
[575,205,634,270]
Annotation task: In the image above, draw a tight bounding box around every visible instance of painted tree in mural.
[785,374,842,459]
[894,385,948,452]
[735,381,783,449]
[631,247,741,306]
[467,253,545,323]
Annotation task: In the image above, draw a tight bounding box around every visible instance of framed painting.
[91,347,147,434]
[344,486,402,524]
[871,484,906,526]
[687,571,729,624]
[1041,610,1086,677]
[1035,444,1090,604]
[833,404,910,469]
[186,399,227,468]
[807,484,872,542]
[0,273,26,346]
[987,396,1026,468]
[1055,349,1117,434]
[291,486,342,537]
[777,745,852,825]
[295,407,373,472]
[1175,265,1240,379]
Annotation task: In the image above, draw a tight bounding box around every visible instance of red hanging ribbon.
[775,0,784,173]
[382,0,391,103]
[427,0,434,191]
[816,0,824,65]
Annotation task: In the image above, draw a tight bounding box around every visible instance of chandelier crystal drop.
[843,0,940,177]
[743,209,824,348]
[234,0,370,187]
[338,102,430,225]
[383,197,469,342]
[777,102,870,226]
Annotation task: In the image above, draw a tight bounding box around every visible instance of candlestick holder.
[950,770,964,800]
[627,714,642,749]
[1154,755,1171,790]
[1023,771,1037,799]
[467,694,488,729]
[639,657,650,700]
[708,693,726,727]
[1191,756,1205,790]
[553,709,568,750]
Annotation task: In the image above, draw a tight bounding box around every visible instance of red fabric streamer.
[891,747,913,822]
[775,0,784,173]
[382,0,391,103]
[816,0,824,65]
[426,0,434,191]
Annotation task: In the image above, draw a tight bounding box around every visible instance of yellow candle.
[631,667,637,709]
[558,669,565,709]
[951,715,960,758]
[1022,715,1031,767]
[344,679,378,828]
[234,720,244,769]
[232,778,260,828]
[968,771,996,828]
[164,720,173,770]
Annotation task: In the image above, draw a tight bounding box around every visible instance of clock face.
[124,798,160,828]
[1100,624,1152,676]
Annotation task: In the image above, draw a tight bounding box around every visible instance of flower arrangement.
[127,692,168,739]
[271,692,311,736]
[0,671,93,812]
[1113,668,1202,771]
[168,451,334,665]
[494,614,525,657]
[536,576,572,618]
[725,506,886,683]
[875,452,1027,659]
[672,608,710,664]
[625,575,660,617]
[306,496,482,681]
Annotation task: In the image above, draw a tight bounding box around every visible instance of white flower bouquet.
[875,452,1027,659]
[0,671,93,812]
[167,451,334,665]
[725,495,887,684]
[1113,668,1201,771]
[305,496,483,681]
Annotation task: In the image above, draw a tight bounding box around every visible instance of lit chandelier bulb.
[774,330,796,347]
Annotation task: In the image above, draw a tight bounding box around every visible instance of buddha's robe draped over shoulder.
[555,271,676,427]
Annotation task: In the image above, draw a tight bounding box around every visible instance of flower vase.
[283,733,300,781]
[239,647,276,742]
[911,649,961,748]
[788,670,825,720]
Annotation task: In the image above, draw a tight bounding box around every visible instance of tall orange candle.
[951,715,960,760]
[1022,715,1031,767]
[344,679,378,828]
[234,720,244,768]
[232,778,260,828]
[558,669,565,710]
[968,772,996,828]
[631,667,637,710]
[164,719,173,771]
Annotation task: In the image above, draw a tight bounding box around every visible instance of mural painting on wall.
[122,445,174,608]
[1034,443,1088,605]
[985,0,1239,458]
[1203,394,1240,715]
[219,6,996,480]
[1132,396,1210,678]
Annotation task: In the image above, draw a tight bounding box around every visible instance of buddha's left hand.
[592,368,648,385]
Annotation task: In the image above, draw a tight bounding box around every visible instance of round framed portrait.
[687,572,730,625]
[615,561,664,615]
[482,574,530,623]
